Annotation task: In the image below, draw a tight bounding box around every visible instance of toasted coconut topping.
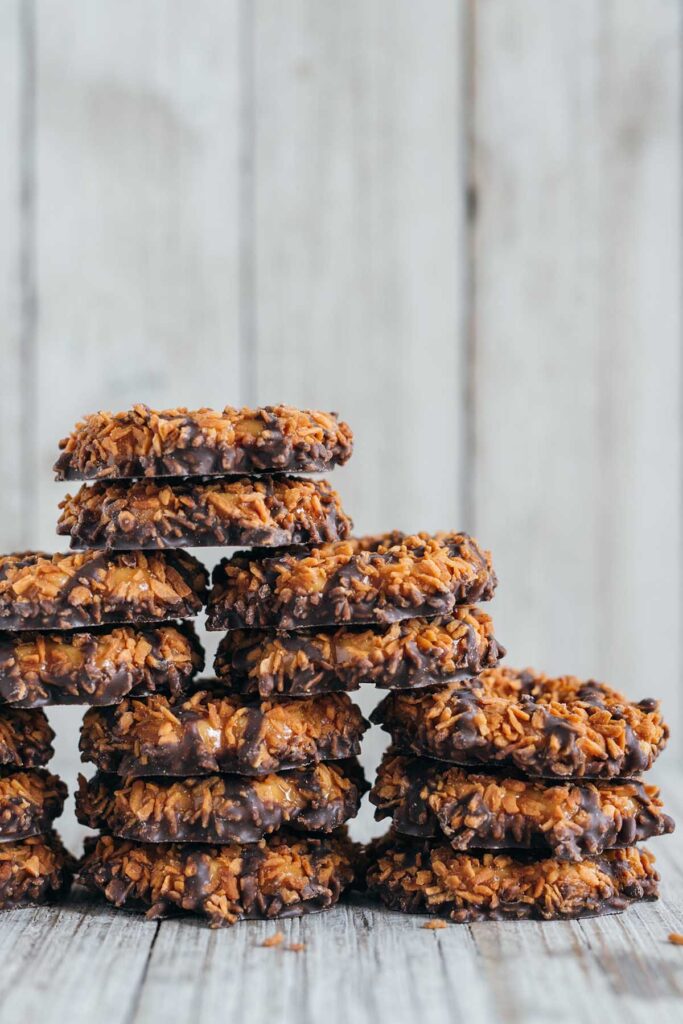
[372,667,668,779]
[55,404,353,480]
[77,831,358,926]
[371,753,674,859]
[207,532,497,632]
[0,550,207,631]
[80,687,368,777]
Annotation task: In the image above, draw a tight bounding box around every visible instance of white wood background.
[0,0,681,846]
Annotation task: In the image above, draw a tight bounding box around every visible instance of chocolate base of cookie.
[77,832,358,927]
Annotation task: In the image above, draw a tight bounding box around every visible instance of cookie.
[76,759,367,844]
[207,532,497,632]
[0,831,75,909]
[0,769,67,841]
[0,551,207,631]
[77,831,358,926]
[55,404,353,480]
[366,835,659,922]
[214,609,504,698]
[0,708,54,768]
[370,753,674,859]
[57,476,352,551]
[80,688,368,777]
[0,623,203,707]
[372,667,668,779]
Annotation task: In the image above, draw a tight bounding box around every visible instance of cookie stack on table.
[205,527,499,891]
[368,659,674,922]
[0,547,206,911]
[54,404,368,927]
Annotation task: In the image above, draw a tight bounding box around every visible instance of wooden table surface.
[1,772,682,1024]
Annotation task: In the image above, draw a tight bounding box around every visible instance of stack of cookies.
[0,547,207,910]
[205,528,500,886]
[368,662,673,921]
[55,404,368,926]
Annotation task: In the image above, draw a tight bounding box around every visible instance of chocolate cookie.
[76,759,367,844]
[0,623,203,707]
[80,688,368,777]
[0,769,67,841]
[371,753,674,859]
[77,831,358,926]
[0,708,53,768]
[366,835,659,922]
[58,476,352,551]
[372,668,668,779]
[207,532,497,632]
[55,404,353,480]
[0,831,75,909]
[0,550,207,631]
[214,609,504,698]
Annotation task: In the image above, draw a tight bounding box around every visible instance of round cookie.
[55,404,353,480]
[0,550,208,631]
[366,836,659,922]
[0,769,67,841]
[77,831,358,927]
[372,667,668,780]
[214,609,504,698]
[58,476,352,551]
[76,759,368,844]
[0,831,75,909]
[80,687,368,777]
[0,623,204,707]
[207,532,497,632]
[0,708,54,768]
[370,753,674,860]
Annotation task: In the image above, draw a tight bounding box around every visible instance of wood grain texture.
[0,1,26,549]
[0,769,680,1024]
[470,0,682,749]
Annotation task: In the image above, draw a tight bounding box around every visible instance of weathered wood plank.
[0,771,680,1024]
[471,0,682,750]
[0,1,25,549]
